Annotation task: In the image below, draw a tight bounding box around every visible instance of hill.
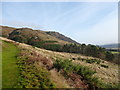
[1,25,118,63]
[0,25,16,37]
[0,25,80,45]
[46,31,80,44]
[0,37,119,89]
[100,43,120,49]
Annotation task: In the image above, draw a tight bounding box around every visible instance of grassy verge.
[2,41,20,88]
[0,40,2,89]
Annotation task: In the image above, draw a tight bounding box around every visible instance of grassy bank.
[0,40,2,89]
[2,41,19,88]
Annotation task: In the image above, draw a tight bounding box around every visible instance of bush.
[53,59,115,88]
[53,59,99,87]
[100,64,109,68]
[85,59,101,64]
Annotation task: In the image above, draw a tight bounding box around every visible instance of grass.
[0,40,2,89]
[111,51,119,54]
[2,41,20,88]
[2,40,55,88]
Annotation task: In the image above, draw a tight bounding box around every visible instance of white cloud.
[2,20,44,30]
[75,9,118,45]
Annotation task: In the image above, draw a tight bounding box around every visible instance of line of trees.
[59,44,114,61]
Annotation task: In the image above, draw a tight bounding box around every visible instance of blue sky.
[1,2,118,45]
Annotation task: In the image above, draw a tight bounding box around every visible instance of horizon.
[1,2,118,45]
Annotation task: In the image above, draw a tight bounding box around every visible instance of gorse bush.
[77,58,101,64]
[85,59,101,64]
[100,64,109,68]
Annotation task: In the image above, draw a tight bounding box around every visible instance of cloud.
[2,20,44,30]
[75,9,118,45]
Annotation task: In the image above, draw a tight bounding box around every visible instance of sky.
[1,2,118,45]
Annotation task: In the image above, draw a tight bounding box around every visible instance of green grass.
[2,41,19,88]
[111,51,119,54]
[0,41,2,89]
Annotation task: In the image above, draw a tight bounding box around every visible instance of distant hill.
[100,43,120,48]
[0,25,80,45]
[46,31,80,44]
[0,26,71,45]
[0,25,16,37]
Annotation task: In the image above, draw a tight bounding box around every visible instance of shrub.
[54,59,99,87]
[85,59,101,64]
[100,64,109,68]
[77,57,81,60]
[53,59,115,88]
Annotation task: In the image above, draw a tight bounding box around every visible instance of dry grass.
[50,69,70,88]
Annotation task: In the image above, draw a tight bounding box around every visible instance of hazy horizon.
[1,2,118,45]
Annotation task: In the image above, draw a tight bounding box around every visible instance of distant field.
[2,41,19,88]
[111,51,120,54]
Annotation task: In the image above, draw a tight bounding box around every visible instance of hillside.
[46,31,80,44]
[100,43,120,49]
[1,37,119,89]
[1,25,80,45]
[1,26,116,61]
[0,26,16,37]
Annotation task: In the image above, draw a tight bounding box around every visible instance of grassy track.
[2,41,19,88]
[0,40,2,89]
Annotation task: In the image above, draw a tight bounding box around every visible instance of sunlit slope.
[0,37,119,88]
[1,26,70,45]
